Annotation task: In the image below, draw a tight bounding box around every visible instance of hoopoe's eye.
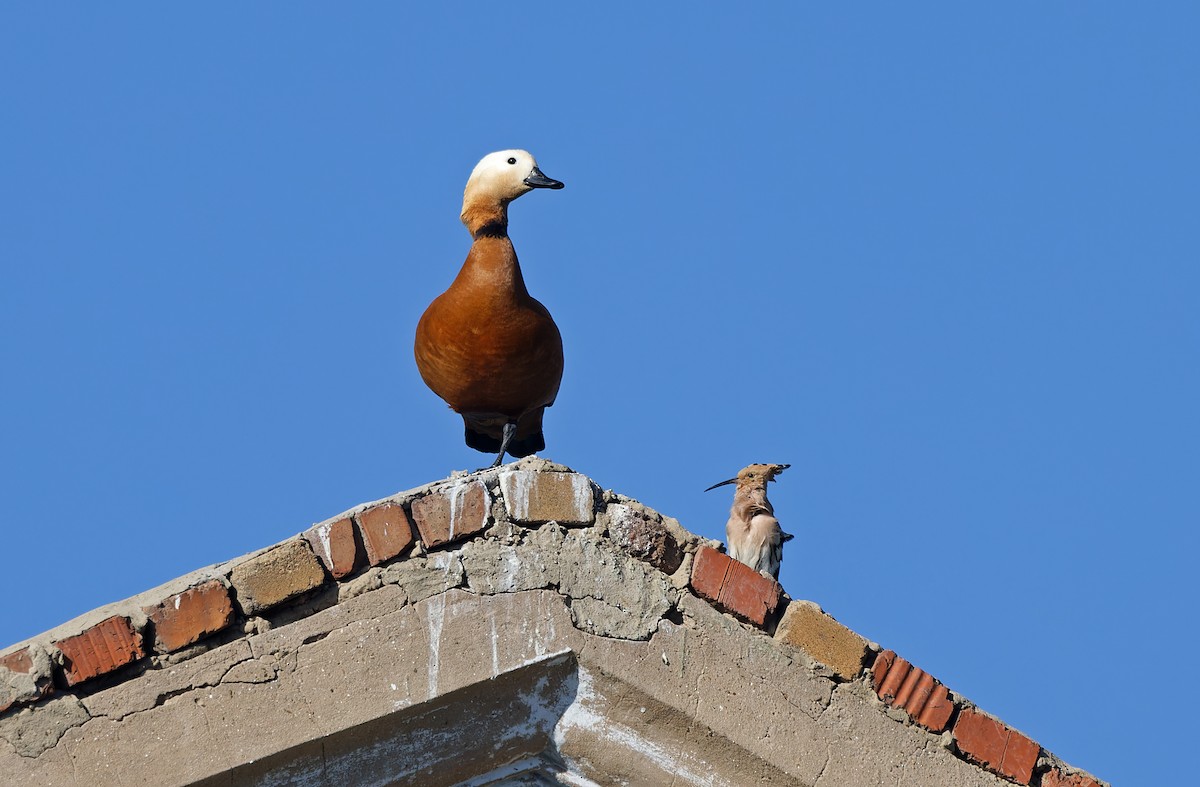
[507,157,517,165]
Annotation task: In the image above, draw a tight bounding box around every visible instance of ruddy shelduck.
[705,463,793,579]
[414,150,565,468]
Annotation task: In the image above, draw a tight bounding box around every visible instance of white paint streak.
[500,547,521,592]
[173,594,181,611]
[423,594,446,698]
[457,756,546,786]
[514,646,571,671]
[316,522,332,562]
[489,614,500,677]
[555,666,734,787]
[500,470,535,521]
[535,605,556,658]
[571,474,591,519]
[447,481,462,541]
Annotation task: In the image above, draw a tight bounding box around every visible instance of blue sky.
[2,5,1196,783]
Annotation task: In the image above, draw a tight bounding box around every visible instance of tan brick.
[774,601,868,680]
[143,580,235,652]
[303,516,364,579]
[229,539,328,615]
[357,503,416,565]
[54,616,145,687]
[499,470,594,525]
[411,480,490,548]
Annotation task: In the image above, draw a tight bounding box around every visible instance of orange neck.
[461,198,510,239]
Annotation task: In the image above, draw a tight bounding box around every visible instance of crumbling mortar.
[245,627,267,661]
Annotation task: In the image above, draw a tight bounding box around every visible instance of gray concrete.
[0,509,1016,787]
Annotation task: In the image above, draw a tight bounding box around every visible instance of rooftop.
[0,459,1105,787]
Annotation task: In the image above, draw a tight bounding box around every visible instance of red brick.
[917,683,954,731]
[1043,769,1104,787]
[54,616,145,687]
[953,707,1039,784]
[143,580,235,652]
[690,545,730,602]
[303,516,364,579]
[871,650,894,687]
[871,649,955,732]
[411,480,490,548]
[999,731,1039,784]
[689,546,784,628]
[357,503,416,565]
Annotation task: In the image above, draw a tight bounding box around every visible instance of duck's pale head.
[461,150,563,227]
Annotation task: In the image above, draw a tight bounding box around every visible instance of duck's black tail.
[463,409,546,459]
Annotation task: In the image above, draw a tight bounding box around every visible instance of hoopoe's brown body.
[414,150,564,467]
[706,463,792,579]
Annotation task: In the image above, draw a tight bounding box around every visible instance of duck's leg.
[488,421,518,469]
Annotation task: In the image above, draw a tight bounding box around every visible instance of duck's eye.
[507,157,517,165]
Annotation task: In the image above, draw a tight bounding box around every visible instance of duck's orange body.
[414,150,564,466]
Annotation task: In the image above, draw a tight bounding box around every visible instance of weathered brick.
[143,580,235,652]
[953,707,1039,784]
[303,516,363,579]
[54,616,145,687]
[500,470,594,525]
[229,539,328,615]
[774,601,868,680]
[357,503,416,565]
[689,544,729,602]
[871,650,955,732]
[411,480,490,548]
[607,504,684,575]
[1043,769,1105,787]
[689,545,784,629]
[1,647,54,713]
[0,649,34,675]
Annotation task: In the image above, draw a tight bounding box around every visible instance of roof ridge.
[0,459,1105,786]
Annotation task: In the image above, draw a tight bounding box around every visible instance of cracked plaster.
[0,462,1030,787]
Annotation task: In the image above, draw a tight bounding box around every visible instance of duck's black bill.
[524,167,564,189]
